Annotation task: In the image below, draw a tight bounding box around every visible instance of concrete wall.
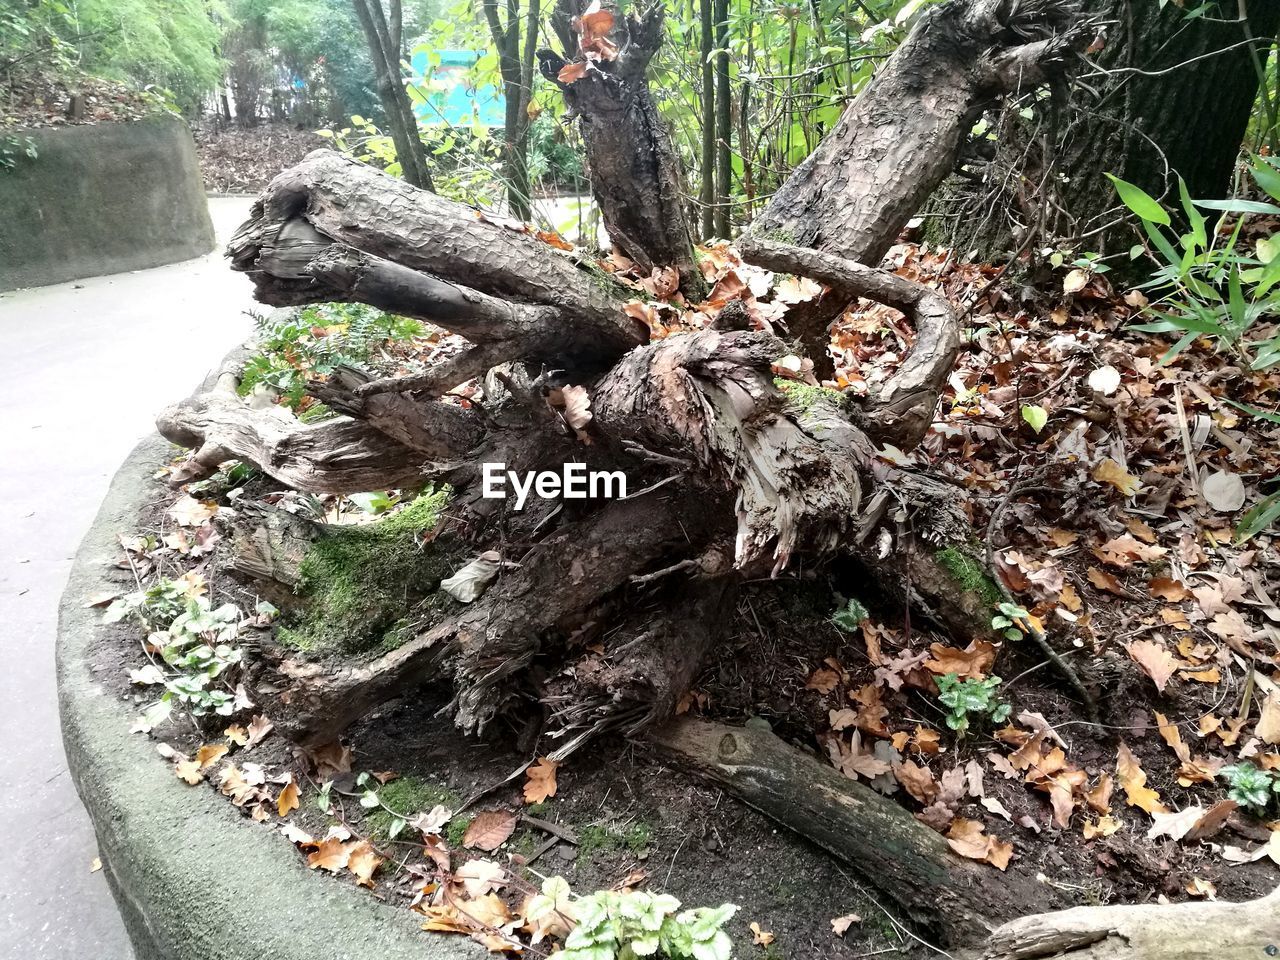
[0,116,215,291]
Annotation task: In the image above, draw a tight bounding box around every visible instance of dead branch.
[736,236,960,448]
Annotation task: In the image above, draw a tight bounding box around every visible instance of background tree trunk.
[934,0,1280,260]
[699,0,716,239]
[712,0,731,239]
[352,0,433,191]
[483,0,540,220]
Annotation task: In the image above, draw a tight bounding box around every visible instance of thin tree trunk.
[712,0,731,238]
[699,0,716,239]
[351,0,433,190]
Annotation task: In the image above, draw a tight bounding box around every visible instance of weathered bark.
[154,348,476,494]
[743,0,1086,377]
[227,150,643,361]
[936,0,1280,259]
[544,557,736,757]
[650,718,1060,949]
[982,886,1280,960]
[540,0,705,297]
[275,493,703,745]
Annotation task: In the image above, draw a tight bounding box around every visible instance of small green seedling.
[991,602,1033,641]
[1220,762,1279,814]
[936,673,1011,735]
[831,597,869,633]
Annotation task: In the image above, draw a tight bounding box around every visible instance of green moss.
[577,821,653,860]
[282,491,455,655]
[622,823,652,855]
[364,776,461,839]
[445,815,472,848]
[935,547,1002,608]
[776,380,846,415]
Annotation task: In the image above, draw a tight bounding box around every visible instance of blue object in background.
[409,49,506,127]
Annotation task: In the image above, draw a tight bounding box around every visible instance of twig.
[986,479,1101,726]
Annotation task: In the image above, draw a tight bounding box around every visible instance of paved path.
[0,198,257,958]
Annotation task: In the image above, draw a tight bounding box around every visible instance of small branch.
[736,236,960,449]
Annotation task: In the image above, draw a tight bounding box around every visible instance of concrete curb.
[57,435,476,960]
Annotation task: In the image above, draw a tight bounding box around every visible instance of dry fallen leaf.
[1257,696,1280,745]
[557,61,588,83]
[246,714,275,750]
[805,667,840,694]
[175,758,203,785]
[945,818,1013,870]
[455,858,507,898]
[307,836,353,873]
[1126,639,1178,693]
[167,495,217,527]
[830,913,862,936]
[463,810,519,852]
[749,922,774,946]
[1116,742,1168,815]
[1082,816,1122,839]
[1150,577,1191,602]
[923,640,996,680]
[347,839,382,888]
[195,743,228,770]
[893,760,938,805]
[277,777,300,817]
[1093,458,1141,497]
[224,724,249,746]
[1087,566,1128,597]
[524,757,559,804]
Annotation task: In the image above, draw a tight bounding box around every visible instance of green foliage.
[1237,491,1280,543]
[530,877,737,960]
[238,304,425,410]
[2,0,224,112]
[1111,159,1280,372]
[0,134,37,172]
[831,597,868,633]
[1220,761,1280,815]
[107,577,244,728]
[935,673,1010,736]
[991,601,1032,642]
[1113,159,1280,540]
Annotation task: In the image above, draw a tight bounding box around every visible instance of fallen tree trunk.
[650,718,1057,948]
[651,719,1278,957]
[982,886,1280,960]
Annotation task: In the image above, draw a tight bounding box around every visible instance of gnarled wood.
[228,150,644,360]
[737,236,960,447]
[540,0,704,297]
[594,329,866,571]
[742,0,1086,378]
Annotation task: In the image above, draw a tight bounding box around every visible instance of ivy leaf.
[1020,404,1048,433]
